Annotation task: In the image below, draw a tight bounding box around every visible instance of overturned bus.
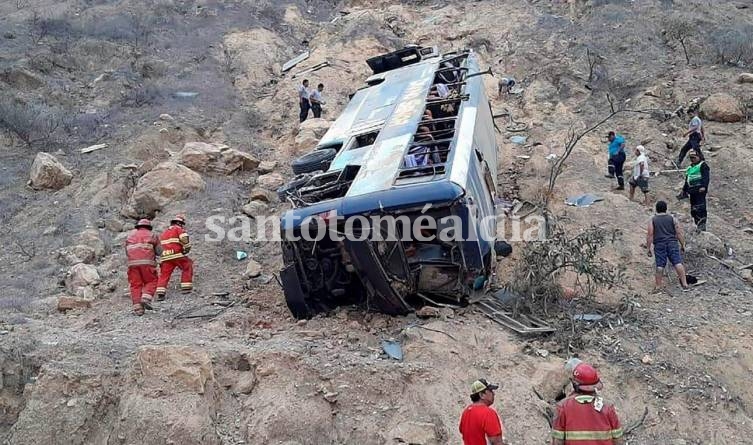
[278,45,501,319]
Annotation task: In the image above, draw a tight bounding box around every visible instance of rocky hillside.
[1,0,753,444]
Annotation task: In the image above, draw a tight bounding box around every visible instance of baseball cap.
[470,378,499,395]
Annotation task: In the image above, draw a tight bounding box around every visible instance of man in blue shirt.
[605,131,626,190]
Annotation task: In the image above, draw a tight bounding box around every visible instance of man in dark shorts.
[646,201,689,291]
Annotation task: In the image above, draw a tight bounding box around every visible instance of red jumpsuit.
[156,224,194,296]
[125,228,160,305]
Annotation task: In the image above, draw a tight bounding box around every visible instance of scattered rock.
[737,73,753,84]
[295,118,332,153]
[531,361,569,401]
[104,219,124,233]
[234,370,257,395]
[175,142,259,174]
[257,172,285,190]
[642,354,654,365]
[76,229,107,258]
[700,93,744,123]
[136,345,214,394]
[387,421,440,445]
[28,152,73,190]
[250,188,275,203]
[57,244,96,266]
[416,306,441,318]
[241,201,269,218]
[245,260,262,278]
[257,160,277,174]
[65,263,100,292]
[322,391,338,403]
[57,296,92,312]
[741,268,753,283]
[123,162,205,218]
[159,113,174,121]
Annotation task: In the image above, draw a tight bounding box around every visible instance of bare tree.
[662,17,696,65]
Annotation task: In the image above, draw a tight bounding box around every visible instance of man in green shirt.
[677,150,710,231]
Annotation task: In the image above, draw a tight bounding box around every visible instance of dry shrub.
[507,224,624,317]
[709,23,753,66]
[0,97,61,147]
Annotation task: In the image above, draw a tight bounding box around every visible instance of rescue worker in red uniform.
[552,362,624,445]
[125,219,161,316]
[156,214,193,299]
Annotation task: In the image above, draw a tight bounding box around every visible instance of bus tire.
[291,148,337,174]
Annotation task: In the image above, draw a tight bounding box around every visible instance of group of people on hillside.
[606,108,711,292]
[298,79,326,122]
[125,215,194,316]
[460,360,623,444]
[605,108,710,230]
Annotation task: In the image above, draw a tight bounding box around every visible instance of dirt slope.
[2,0,753,444]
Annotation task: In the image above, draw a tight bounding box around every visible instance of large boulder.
[65,263,100,293]
[241,201,269,218]
[76,229,107,258]
[176,142,259,174]
[257,172,285,190]
[701,93,744,123]
[123,162,205,218]
[295,118,332,154]
[28,152,73,190]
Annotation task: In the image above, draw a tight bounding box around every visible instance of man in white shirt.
[677,108,704,165]
[298,79,310,122]
[309,83,325,118]
[628,145,650,205]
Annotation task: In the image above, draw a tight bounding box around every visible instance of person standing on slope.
[125,219,161,316]
[156,214,194,300]
[605,131,626,190]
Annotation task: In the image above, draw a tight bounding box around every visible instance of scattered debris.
[515,155,531,159]
[282,51,310,72]
[381,339,403,361]
[535,348,549,358]
[545,153,558,161]
[565,194,603,207]
[509,135,527,145]
[80,143,108,154]
[415,306,441,318]
[475,295,555,335]
[292,61,330,79]
[173,91,199,98]
[573,313,603,322]
[236,250,248,260]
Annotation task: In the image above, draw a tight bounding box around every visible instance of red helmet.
[171,214,186,225]
[572,363,603,391]
[135,218,152,229]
